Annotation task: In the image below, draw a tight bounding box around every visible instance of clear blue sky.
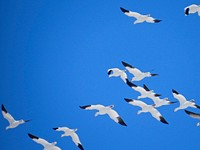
[1,0,200,149]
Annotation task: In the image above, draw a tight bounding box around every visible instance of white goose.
[122,61,158,81]
[120,7,161,24]
[28,133,61,150]
[124,98,168,124]
[185,110,200,126]
[1,104,30,130]
[53,127,84,150]
[107,68,127,83]
[80,104,127,126]
[184,4,200,16]
[150,97,176,108]
[126,79,161,100]
[172,89,200,112]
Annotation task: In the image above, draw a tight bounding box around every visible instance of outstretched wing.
[2,104,15,125]
[28,133,50,147]
[149,108,168,124]
[107,109,127,126]
[71,132,84,150]
[79,104,105,111]
[120,7,141,19]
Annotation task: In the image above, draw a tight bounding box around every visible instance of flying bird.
[184,4,200,16]
[126,79,161,100]
[172,89,200,112]
[53,127,84,150]
[1,104,30,130]
[120,7,161,24]
[28,133,61,150]
[184,110,200,126]
[124,98,168,124]
[122,61,158,81]
[151,97,177,108]
[79,104,127,126]
[107,68,127,83]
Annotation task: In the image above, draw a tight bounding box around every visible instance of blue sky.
[1,0,200,149]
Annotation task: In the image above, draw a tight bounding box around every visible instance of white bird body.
[1,104,30,130]
[124,98,168,124]
[120,7,161,24]
[172,89,200,112]
[80,104,127,126]
[184,4,200,16]
[151,97,175,108]
[122,61,158,81]
[126,79,160,100]
[28,133,61,150]
[107,68,127,83]
[185,110,200,126]
[53,127,84,150]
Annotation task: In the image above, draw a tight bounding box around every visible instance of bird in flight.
[107,68,127,83]
[1,104,30,130]
[184,110,200,126]
[184,4,200,16]
[120,7,161,24]
[80,104,127,126]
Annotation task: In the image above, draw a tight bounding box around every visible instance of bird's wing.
[172,89,187,104]
[120,71,128,83]
[185,110,200,120]
[120,7,141,19]
[28,133,50,147]
[145,16,155,23]
[80,104,105,111]
[107,109,127,126]
[149,108,168,124]
[125,99,147,109]
[53,127,70,133]
[71,132,84,150]
[2,105,15,124]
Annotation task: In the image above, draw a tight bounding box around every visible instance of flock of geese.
[2,3,200,150]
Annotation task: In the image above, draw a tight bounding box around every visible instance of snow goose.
[151,97,177,108]
[124,98,168,124]
[107,68,127,83]
[185,110,200,126]
[1,104,30,130]
[184,4,200,16]
[53,127,84,150]
[122,61,158,81]
[28,133,61,150]
[120,7,161,24]
[126,79,161,99]
[172,89,200,112]
[79,104,127,126]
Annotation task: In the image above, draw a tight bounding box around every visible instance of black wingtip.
[121,61,133,68]
[154,19,162,23]
[151,73,158,76]
[25,120,31,122]
[117,117,127,126]
[159,116,168,124]
[53,127,58,130]
[143,84,150,91]
[185,8,189,15]
[154,94,161,97]
[126,79,137,87]
[184,110,192,115]
[124,98,133,103]
[78,143,84,150]
[1,104,7,113]
[169,101,178,104]
[195,104,200,109]
[28,133,39,140]
[107,70,112,75]
[172,89,179,95]
[79,105,91,109]
[120,7,129,13]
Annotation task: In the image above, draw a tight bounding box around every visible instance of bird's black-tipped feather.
[120,7,129,13]
[195,104,200,109]
[121,61,133,68]
[28,133,39,140]
[78,143,84,150]
[143,84,150,91]
[107,70,112,75]
[159,116,168,124]
[172,89,179,95]
[1,104,7,113]
[151,73,158,76]
[79,105,91,109]
[154,19,162,23]
[154,94,161,97]
[126,79,137,87]
[185,8,189,15]
[117,117,127,126]
[124,98,133,103]
[53,127,58,130]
